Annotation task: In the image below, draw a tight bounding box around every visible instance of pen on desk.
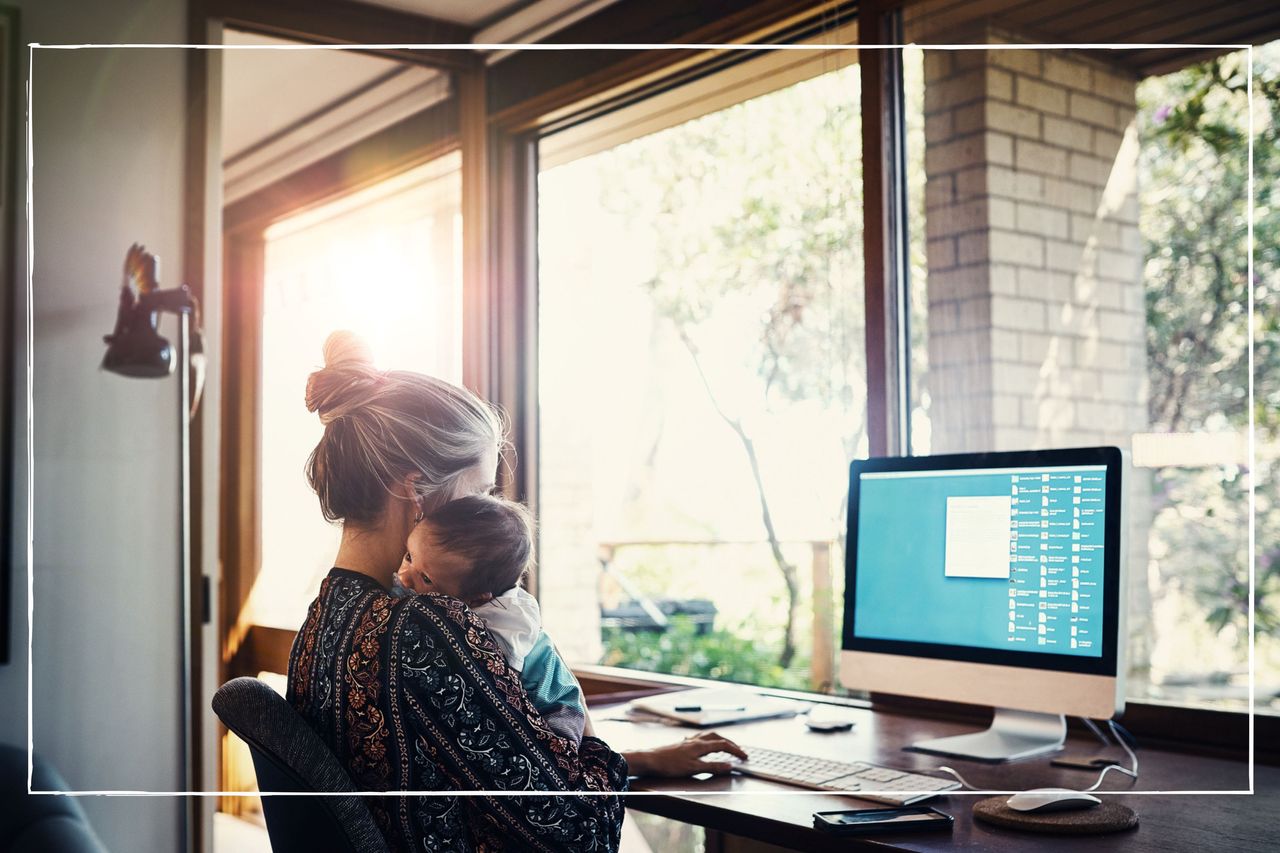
[674,705,747,712]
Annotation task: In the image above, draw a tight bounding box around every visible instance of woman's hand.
[622,731,749,778]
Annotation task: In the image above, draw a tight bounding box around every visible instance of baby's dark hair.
[422,494,534,599]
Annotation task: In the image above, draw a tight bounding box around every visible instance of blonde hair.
[304,330,505,525]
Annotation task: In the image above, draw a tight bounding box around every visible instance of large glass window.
[246,154,463,630]
[902,32,1278,710]
[537,45,864,692]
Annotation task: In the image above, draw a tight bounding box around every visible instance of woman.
[287,331,746,852]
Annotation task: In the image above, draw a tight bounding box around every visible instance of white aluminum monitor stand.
[909,708,1066,763]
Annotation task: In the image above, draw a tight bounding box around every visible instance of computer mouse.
[1006,789,1102,813]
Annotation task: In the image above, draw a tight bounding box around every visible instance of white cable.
[936,719,1137,793]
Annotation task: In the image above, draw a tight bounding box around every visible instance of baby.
[393,494,587,745]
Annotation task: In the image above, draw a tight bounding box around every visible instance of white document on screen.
[944,495,1012,579]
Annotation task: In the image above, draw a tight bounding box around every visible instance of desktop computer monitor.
[840,447,1126,762]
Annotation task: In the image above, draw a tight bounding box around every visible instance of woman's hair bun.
[306,330,381,419]
[322,329,375,370]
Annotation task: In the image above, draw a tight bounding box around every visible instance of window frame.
[212,0,1277,774]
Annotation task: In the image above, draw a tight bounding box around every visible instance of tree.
[1138,45,1280,669]
[598,65,866,669]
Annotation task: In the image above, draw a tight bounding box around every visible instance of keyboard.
[709,746,961,805]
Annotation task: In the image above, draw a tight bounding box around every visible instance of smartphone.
[812,806,954,836]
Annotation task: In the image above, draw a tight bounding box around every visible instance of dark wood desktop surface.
[594,697,1276,852]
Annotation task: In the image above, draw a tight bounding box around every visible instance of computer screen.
[854,464,1105,657]
[844,448,1122,678]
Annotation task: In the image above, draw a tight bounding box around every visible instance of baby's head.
[398,494,533,605]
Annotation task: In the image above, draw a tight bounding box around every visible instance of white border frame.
[23,40,1256,799]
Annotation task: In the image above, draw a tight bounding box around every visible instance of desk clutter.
[973,796,1139,835]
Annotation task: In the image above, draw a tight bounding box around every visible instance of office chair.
[0,744,108,853]
[212,677,389,853]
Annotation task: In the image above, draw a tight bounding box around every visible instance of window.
[245,154,463,630]
[901,32,1278,710]
[537,42,863,692]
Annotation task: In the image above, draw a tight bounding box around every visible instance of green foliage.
[602,617,814,691]
[598,66,867,434]
[1138,45,1280,645]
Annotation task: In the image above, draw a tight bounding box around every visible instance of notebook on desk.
[628,687,805,727]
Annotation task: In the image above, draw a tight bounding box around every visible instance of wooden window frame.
[202,5,1277,825]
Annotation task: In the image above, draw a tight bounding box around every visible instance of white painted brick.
[1046,239,1086,273]
[1019,331,1054,363]
[1094,281,1125,310]
[1070,212,1101,245]
[923,50,954,80]
[1098,248,1141,282]
[1015,171,1045,202]
[1042,54,1092,91]
[989,229,1045,266]
[990,263,1018,295]
[1120,225,1143,253]
[992,328,1020,355]
[996,427,1039,450]
[1016,267,1051,297]
[986,67,1014,101]
[952,49,988,73]
[925,110,954,142]
[1043,116,1093,152]
[958,231,991,265]
[1016,76,1069,115]
[992,362,1044,392]
[991,297,1046,331]
[1015,139,1068,175]
[1092,67,1138,105]
[988,197,1016,229]
[990,48,1041,77]
[925,68,986,112]
[935,330,991,364]
[928,300,959,334]
[926,173,955,209]
[1121,285,1145,313]
[927,133,987,174]
[1015,202,1070,238]
[931,266,987,300]
[953,102,985,135]
[956,165,992,200]
[1067,367,1103,393]
[1101,371,1137,402]
[987,101,1041,138]
[1093,128,1123,157]
[1098,309,1141,341]
[994,394,1021,426]
[957,295,994,331]
[987,131,1014,166]
[1068,92,1117,127]
[1044,178,1099,214]
[1023,397,1077,430]
[928,198,987,238]
[929,236,958,269]
[1068,151,1113,186]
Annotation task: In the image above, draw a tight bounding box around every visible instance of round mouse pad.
[973,796,1138,835]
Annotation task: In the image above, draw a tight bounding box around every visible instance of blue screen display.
[853,465,1106,658]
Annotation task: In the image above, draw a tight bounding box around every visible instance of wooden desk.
[594,698,1277,852]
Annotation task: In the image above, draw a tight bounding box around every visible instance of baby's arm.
[520,631,587,745]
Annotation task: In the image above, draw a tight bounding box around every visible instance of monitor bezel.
[843,446,1122,677]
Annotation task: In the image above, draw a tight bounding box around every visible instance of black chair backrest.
[212,677,389,853]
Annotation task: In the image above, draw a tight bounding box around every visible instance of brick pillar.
[921,35,1153,676]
